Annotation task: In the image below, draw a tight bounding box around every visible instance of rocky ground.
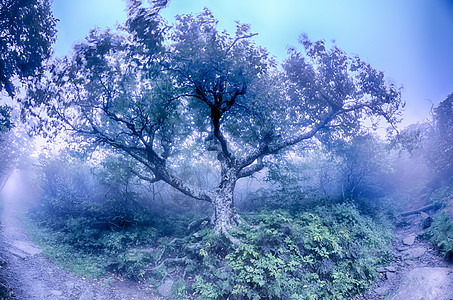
[357,213,453,300]
[0,172,161,300]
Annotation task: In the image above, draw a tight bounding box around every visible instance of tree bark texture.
[210,168,242,233]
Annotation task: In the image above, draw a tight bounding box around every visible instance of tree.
[22,4,403,236]
[432,93,453,181]
[0,130,15,190]
[332,135,390,199]
[0,0,57,97]
[0,105,14,189]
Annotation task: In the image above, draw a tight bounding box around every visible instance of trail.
[0,170,160,300]
[358,210,453,300]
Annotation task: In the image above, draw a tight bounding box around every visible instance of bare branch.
[225,33,258,54]
[238,157,264,178]
[130,169,160,183]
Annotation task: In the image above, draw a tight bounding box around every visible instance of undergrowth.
[28,202,393,299]
[170,204,393,299]
[424,211,453,260]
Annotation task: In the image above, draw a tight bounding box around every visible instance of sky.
[52,0,453,127]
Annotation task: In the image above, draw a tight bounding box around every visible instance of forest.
[0,0,452,299]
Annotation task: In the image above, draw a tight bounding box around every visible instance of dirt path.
[358,213,453,300]
[0,171,161,300]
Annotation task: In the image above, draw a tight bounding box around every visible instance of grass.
[21,215,106,278]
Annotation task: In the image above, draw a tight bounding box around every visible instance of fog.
[1,1,452,298]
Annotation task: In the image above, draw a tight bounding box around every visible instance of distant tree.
[23,4,403,237]
[0,0,57,97]
[0,105,14,189]
[0,130,16,190]
[430,93,453,181]
[332,134,395,206]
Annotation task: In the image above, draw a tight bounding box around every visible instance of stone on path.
[7,248,28,259]
[157,279,174,297]
[385,266,397,272]
[386,271,397,280]
[377,266,397,273]
[421,212,433,229]
[11,240,42,255]
[375,284,391,296]
[401,247,426,260]
[50,289,63,296]
[403,234,416,246]
[391,267,453,300]
[79,289,95,300]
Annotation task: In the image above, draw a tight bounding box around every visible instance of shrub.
[30,154,393,298]
[149,203,393,299]
[424,211,453,260]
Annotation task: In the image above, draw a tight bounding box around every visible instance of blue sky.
[52,0,453,127]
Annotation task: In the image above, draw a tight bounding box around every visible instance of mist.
[1,1,453,299]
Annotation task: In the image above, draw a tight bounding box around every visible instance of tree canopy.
[22,4,403,234]
[0,0,57,97]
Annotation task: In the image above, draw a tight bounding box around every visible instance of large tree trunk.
[212,190,241,233]
[211,173,241,234]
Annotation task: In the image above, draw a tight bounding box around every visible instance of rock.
[11,240,42,255]
[401,247,426,260]
[390,267,453,300]
[386,266,397,272]
[50,290,63,296]
[402,235,416,246]
[79,289,95,300]
[8,248,27,259]
[375,284,391,296]
[420,212,433,229]
[157,279,174,297]
[377,266,397,273]
[386,271,397,281]
[395,245,409,251]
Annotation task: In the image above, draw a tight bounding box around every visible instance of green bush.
[424,211,453,260]
[30,155,393,298]
[150,204,393,300]
[28,154,173,279]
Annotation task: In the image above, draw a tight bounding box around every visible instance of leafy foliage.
[259,134,397,215]
[28,149,394,298]
[0,105,12,132]
[28,150,393,297]
[424,211,453,260]
[0,0,57,97]
[29,153,172,278]
[144,204,392,299]
[22,4,403,231]
[0,132,14,189]
[430,93,453,181]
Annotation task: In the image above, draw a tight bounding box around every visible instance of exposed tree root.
[146,256,188,272]
[220,228,242,247]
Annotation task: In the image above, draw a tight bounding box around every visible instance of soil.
[357,213,453,300]
[0,171,162,300]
